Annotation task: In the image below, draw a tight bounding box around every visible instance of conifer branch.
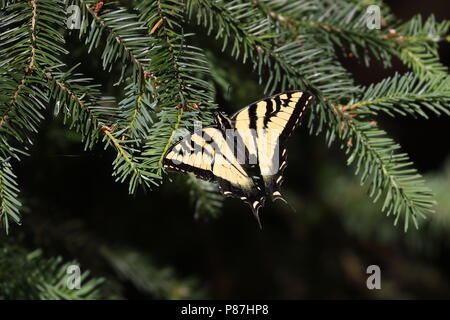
[395,15,449,78]
[187,0,356,135]
[344,73,450,118]
[0,0,69,231]
[119,80,156,138]
[253,0,395,67]
[0,157,21,234]
[0,245,105,299]
[1,0,449,231]
[339,118,434,231]
[137,0,217,181]
[73,0,151,84]
[0,0,38,129]
[43,68,156,193]
[186,173,223,219]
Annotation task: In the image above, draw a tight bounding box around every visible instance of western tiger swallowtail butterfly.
[163,91,315,227]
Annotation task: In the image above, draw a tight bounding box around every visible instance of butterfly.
[163,91,315,227]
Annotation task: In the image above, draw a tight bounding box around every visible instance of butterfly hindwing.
[163,127,265,224]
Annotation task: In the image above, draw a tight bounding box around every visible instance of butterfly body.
[163,91,315,226]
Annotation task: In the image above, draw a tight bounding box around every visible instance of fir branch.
[119,80,156,139]
[254,0,395,67]
[188,0,317,94]
[344,73,450,118]
[143,0,186,172]
[137,0,218,180]
[101,246,206,299]
[0,0,448,232]
[399,44,448,79]
[0,246,105,300]
[0,157,21,234]
[0,0,66,154]
[73,0,151,85]
[43,68,157,193]
[187,0,357,135]
[344,0,396,26]
[327,72,450,229]
[0,0,16,9]
[186,173,223,220]
[0,73,47,161]
[0,0,38,130]
[102,128,161,192]
[190,0,357,98]
[247,3,448,229]
[142,106,185,178]
[396,15,450,78]
[42,68,119,148]
[397,14,449,45]
[339,118,434,231]
[70,0,160,139]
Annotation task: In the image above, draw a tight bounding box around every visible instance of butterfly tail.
[253,208,263,230]
[249,197,265,229]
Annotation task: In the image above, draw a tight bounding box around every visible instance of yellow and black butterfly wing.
[163,129,214,181]
[163,127,265,224]
[164,91,314,224]
[229,91,314,202]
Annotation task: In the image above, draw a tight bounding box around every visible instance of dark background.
[4,0,450,299]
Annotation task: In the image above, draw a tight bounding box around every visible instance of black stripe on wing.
[263,99,274,128]
[280,91,313,142]
[163,131,215,181]
[164,160,214,181]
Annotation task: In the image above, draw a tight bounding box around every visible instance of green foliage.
[320,157,450,252]
[186,173,223,219]
[0,0,449,233]
[101,246,206,299]
[0,245,104,299]
[340,119,434,230]
[0,158,21,233]
[73,0,151,85]
[137,0,217,178]
[397,15,449,78]
[352,72,450,118]
[262,0,395,67]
